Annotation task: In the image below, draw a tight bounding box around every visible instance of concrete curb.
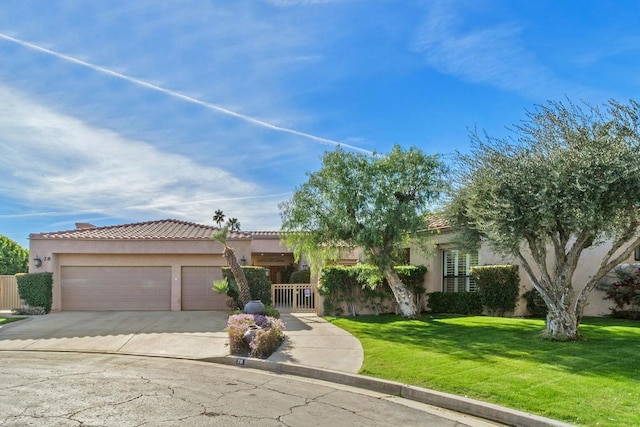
[201,355,574,427]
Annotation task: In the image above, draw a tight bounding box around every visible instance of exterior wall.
[29,238,251,312]
[411,230,618,317]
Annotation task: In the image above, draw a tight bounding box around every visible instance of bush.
[226,313,285,358]
[223,266,272,305]
[427,292,482,315]
[596,266,640,319]
[16,272,53,313]
[319,264,427,316]
[523,288,548,318]
[289,269,311,284]
[472,265,520,316]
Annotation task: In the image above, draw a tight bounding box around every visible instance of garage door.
[181,267,227,311]
[61,266,171,311]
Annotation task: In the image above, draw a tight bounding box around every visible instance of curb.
[201,355,574,427]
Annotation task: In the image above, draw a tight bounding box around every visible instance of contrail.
[0,32,372,154]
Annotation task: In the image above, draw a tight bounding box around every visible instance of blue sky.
[1,1,639,249]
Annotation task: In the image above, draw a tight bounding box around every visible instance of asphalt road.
[0,351,501,427]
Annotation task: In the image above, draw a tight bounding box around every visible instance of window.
[635,247,640,262]
[443,250,479,292]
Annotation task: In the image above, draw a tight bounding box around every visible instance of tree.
[448,99,640,340]
[213,209,225,227]
[280,145,447,318]
[0,235,28,275]
[211,226,251,307]
[226,218,241,231]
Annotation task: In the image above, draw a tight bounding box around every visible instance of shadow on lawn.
[331,314,640,378]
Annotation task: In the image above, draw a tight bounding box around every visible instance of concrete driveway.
[0,311,230,359]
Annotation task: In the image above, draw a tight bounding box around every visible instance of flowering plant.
[226,314,285,358]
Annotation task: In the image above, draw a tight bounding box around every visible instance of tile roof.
[31,219,251,240]
[426,215,450,230]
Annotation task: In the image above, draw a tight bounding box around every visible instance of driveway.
[0,311,230,359]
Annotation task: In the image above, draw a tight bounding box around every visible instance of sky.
[1,0,639,249]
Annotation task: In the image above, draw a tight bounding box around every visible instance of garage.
[61,266,171,311]
[181,266,227,310]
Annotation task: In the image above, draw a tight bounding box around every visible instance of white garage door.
[181,266,227,311]
[61,266,171,311]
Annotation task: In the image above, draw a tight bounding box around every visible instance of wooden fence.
[271,283,318,314]
[0,275,25,311]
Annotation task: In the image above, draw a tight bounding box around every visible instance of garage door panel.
[61,267,171,311]
[181,267,227,311]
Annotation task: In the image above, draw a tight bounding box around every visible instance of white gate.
[271,283,318,314]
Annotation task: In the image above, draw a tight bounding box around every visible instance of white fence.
[0,275,25,311]
[271,283,318,314]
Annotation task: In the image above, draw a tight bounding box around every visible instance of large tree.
[448,99,640,340]
[280,145,447,318]
[0,235,28,275]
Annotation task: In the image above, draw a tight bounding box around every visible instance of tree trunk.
[222,246,251,307]
[545,302,579,340]
[383,266,419,318]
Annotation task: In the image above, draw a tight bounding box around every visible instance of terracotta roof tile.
[31,219,251,240]
[426,215,450,230]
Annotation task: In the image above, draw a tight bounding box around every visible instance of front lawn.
[329,315,640,426]
[0,317,25,326]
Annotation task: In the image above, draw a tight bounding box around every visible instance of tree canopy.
[280,145,447,317]
[0,235,28,275]
[448,99,640,339]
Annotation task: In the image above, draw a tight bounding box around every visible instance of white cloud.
[412,2,576,98]
[0,85,283,227]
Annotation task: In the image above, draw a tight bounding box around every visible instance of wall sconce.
[240,255,247,265]
[302,263,308,270]
[33,257,42,268]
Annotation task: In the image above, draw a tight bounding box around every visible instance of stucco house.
[29,218,623,316]
[28,219,324,312]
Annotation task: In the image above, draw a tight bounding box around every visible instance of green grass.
[0,317,25,325]
[329,315,640,426]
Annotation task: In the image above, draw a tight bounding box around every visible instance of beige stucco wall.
[29,237,252,312]
[410,230,619,317]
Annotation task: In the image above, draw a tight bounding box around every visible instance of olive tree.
[0,235,28,275]
[280,145,446,318]
[449,99,640,340]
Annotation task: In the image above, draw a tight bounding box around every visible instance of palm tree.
[213,209,225,227]
[227,217,241,231]
[210,227,251,307]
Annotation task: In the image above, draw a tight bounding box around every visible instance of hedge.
[289,269,311,284]
[427,291,483,315]
[319,264,427,316]
[472,264,520,316]
[16,272,53,313]
[223,266,272,305]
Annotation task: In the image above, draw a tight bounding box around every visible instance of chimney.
[75,223,96,230]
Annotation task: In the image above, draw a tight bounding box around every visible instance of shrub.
[16,272,53,313]
[427,292,482,315]
[320,264,427,316]
[523,288,548,318]
[225,313,285,358]
[223,266,272,305]
[289,269,311,284]
[596,266,640,319]
[472,265,520,316]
